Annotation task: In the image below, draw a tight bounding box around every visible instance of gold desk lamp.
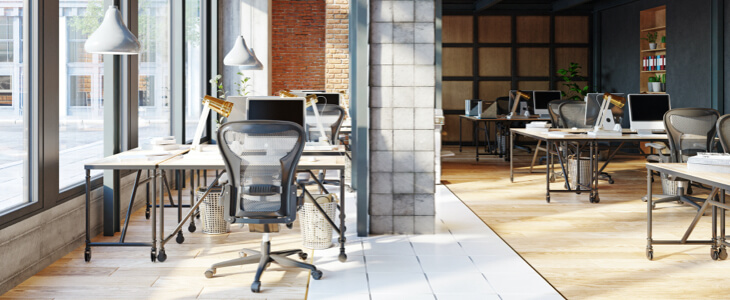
[191,96,234,151]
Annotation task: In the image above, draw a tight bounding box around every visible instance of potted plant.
[660,74,666,92]
[556,62,591,100]
[642,32,658,50]
[660,35,666,49]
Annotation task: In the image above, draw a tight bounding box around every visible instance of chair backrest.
[664,108,720,162]
[306,104,345,145]
[718,114,730,153]
[548,99,573,128]
[558,101,589,129]
[495,96,510,115]
[217,120,305,224]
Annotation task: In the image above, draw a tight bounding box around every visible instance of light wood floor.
[442,146,729,299]
[2,186,311,300]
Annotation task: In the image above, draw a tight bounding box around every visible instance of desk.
[645,163,730,260]
[458,115,550,161]
[511,129,668,203]
[157,145,349,262]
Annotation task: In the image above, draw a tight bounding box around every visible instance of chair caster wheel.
[251,281,261,293]
[311,270,323,280]
[286,223,293,229]
[145,210,150,219]
[84,249,91,262]
[719,247,728,260]
[608,179,615,184]
[151,249,157,262]
[176,232,185,244]
[204,268,216,278]
[338,253,347,262]
[188,223,196,233]
[298,252,308,260]
[712,249,720,260]
[590,195,600,203]
[646,248,653,260]
[157,250,167,262]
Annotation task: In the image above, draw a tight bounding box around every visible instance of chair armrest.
[645,142,666,150]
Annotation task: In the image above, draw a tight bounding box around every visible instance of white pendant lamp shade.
[224,35,260,66]
[238,48,264,70]
[84,6,140,55]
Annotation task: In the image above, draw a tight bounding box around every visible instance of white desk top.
[646,163,730,190]
[158,145,346,170]
[84,145,191,170]
[512,128,668,141]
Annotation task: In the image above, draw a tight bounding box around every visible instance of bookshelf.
[640,6,666,94]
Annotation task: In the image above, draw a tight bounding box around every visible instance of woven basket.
[568,156,592,189]
[197,187,230,234]
[298,193,337,249]
[661,174,687,195]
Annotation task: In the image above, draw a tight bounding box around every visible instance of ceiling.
[443,0,635,14]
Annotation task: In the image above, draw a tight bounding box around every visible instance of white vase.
[649,43,657,50]
[651,82,661,92]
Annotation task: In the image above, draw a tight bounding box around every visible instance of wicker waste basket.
[197,187,230,234]
[298,193,338,250]
[661,174,688,195]
[568,155,592,189]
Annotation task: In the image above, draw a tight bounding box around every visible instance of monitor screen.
[629,94,670,122]
[533,91,561,109]
[247,98,305,128]
[307,93,340,106]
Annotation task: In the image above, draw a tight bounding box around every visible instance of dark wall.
[599,0,718,109]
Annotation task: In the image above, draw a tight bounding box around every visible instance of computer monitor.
[585,93,625,126]
[246,96,306,128]
[306,92,340,107]
[532,91,561,117]
[628,94,671,134]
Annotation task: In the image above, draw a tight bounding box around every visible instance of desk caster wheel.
[338,253,347,262]
[298,252,308,261]
[719,247,728,260]
[590,195,600,203]
[151,249,157,262]
[176,232,185,244]
[608,178,615,184]
[546,195,550,203]
[646,248,653,260]
[157,250,167,262]
[251,281,261,293]
[145,210,150,219]
[188,223,196,233]
[286,223,293,229]
[204,268,216,278]
[712,249,720,260]
[311,270,323,280]
[84,249,91,262]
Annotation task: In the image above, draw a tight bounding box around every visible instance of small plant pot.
[660,83,666,92]
[660,43,665,49]
[649,43,657,50]
[651,82,661,92]
[648,83,654,92]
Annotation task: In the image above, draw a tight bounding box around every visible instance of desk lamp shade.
[203,95,234,118]
[84,6,140,55]
[223,36,260,67]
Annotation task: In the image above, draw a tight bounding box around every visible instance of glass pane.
[59,0,105,191]
[0,3,29,212]
[185,0,203,143]
[138,0,171,145]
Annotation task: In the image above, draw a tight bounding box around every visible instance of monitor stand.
[636,129,654,135]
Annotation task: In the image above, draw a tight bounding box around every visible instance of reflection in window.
[0,75,11,106]
[0,16,14,63]
[138,75,155,106]
[69,75,91,107]
[138,0,171,144]
[184,0,203,143]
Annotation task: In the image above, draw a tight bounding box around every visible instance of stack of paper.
[526,121,551,132]
[688,153,730,173]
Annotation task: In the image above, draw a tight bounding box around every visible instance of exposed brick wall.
[325,0,350,107]
[271,0,326,93]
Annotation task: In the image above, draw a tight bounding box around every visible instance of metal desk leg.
[473,120,479,162]
[546,140,551,203]
[158,170,167,262]
[509,130,514,183]
[459,117,463,152]
[84,169,91,262]
[338,169,347,262]
[145,170,151,219]
[646,168,654,260]
[721,192,727,259]
[188,169,197,233]
[151,170,158,262]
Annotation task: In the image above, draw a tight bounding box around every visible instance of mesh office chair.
[205,120,322,293]
[717,114,730,153]
[306,104,345,145]
[644,108,720,209]
[557,101,614,184]
[530,99,573,173]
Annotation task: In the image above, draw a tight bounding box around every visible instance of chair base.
[204,240,322,293]
[642,194,705,211]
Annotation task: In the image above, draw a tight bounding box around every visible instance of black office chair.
[644,108,720,209]
[717,114,730,153]
[530,99,573,173]
[204,120,322,293]
[495,96,510,115]
[306,104,345,145]
[557,101,614,184]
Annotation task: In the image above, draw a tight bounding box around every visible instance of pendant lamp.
[223,36,261,67]
[237,48,264,70]
[84,6,140,55]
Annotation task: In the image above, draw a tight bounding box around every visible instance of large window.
[59,0,105,191]
[0,4,28,213]
[185,0,203,143]
[138,0,171,144]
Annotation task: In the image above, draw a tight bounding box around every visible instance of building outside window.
[138,0,171,144]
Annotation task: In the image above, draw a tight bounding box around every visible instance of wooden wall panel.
[516,16,550,43]
[478,16,511,43]
[479,81,511,101]
[443,114,474,142]
[443,16,473,43]
[443,48,473,76]
[555,47,589,76]
[443,81,474,110]
[555,16,589,44]
[518,81,550,91]
[479,48,511,77]
[517,48,549,77]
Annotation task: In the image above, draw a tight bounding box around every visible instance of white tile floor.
[308,185,565,300]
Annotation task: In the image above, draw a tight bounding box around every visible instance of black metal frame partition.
[0,0,216,232]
